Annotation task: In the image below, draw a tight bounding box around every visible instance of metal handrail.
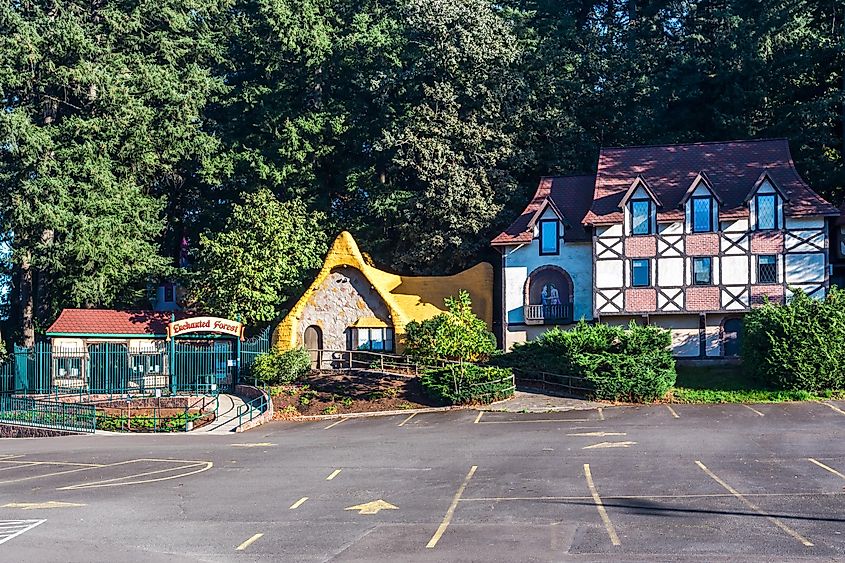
[237,393,268,429]
[0,395,97,433]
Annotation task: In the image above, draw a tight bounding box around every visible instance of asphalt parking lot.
[1,400,844,561]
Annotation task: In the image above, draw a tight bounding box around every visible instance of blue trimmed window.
[631,200,652,235]
[632,259,651,287]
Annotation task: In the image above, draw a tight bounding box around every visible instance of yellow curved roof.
[273,231,493,350]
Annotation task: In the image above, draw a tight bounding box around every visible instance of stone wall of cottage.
[296,268,391,351]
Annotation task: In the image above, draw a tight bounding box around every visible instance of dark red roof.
[492,175,595,245]
[47,309,176,336]
[584,138,837,225]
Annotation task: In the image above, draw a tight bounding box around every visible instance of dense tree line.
[1,0,843,341]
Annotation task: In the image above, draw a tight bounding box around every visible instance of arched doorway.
[722,318,743,357]
[304,325,323,368]
[524,266,574,324]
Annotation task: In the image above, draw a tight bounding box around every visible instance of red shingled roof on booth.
[46,309,177,336]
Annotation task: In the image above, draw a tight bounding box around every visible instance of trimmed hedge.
[251,347,311,385]
[495,321,675,402]
[743,288,845,391]
[420,364,514,405]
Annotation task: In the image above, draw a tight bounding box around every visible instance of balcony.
[524,303,573,325]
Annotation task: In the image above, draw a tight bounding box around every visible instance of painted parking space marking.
[479,418,590,424]
[583,441,637,449]
[818,401,845,416]
[289,497,309,510]
[0,519,45,546]
[2,501,85,510]
[583,463,621,546]
[398,413,417,426]
[324,418,349,430]
[473,411,483,424]
[695,460,813,547]
[57,459,213,490]
[426,465,477,549]
[665,405,680,419]
[459,491,845,502]
[231,442,275,448]
[808,458,845,480]
[741,404,765,417]
[236,532,263,551]
[568,432,626,437]
[326,469,342,480]
[597,408,605,421]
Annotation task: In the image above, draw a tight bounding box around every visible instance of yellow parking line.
[324,418,348,430]
[583,464,621,546]
[426,465,477,549]
[665,405,680,419]
[695,460,813,547]
[398,413,417,427]
[326,469,342,481]
[808,458,845,480]
[818,401,845,416]
[742,404,765,417]
[473,411,483,424]
[289,497,309,509]
[0,462,40,473]
[235,533,263,551]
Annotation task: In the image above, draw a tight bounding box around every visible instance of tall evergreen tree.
[0,1,228,344]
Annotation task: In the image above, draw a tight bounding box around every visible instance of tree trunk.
[19,251,35,347]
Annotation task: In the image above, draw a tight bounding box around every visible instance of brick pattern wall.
[750,231,784,254]
[625,288,656,312]
[751,285,785,305]
[685,234,719,256]
[625,236,657,257]
[685,287,720,311]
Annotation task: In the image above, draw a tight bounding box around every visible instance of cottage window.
[693,257,712,285]
[755,194,777,230]
[757,255,777,284]
[353,328,395,352]
[632,259,651,287]
[631,200,653,235]
[691,196,713,233]
[539,220,559,255]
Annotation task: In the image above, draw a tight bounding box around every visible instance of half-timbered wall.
[592,177,828,357]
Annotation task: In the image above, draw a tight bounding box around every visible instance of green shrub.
[495,321,675,402]
[743,288,845,391]
[251,347,311,385]
[405,290,496,362]
[420,364,514,405]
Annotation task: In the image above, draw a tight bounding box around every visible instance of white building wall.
[502,227,593,349]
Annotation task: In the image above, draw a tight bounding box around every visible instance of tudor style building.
[493,139,839,357]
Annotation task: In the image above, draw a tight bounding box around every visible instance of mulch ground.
[271,371,437,418]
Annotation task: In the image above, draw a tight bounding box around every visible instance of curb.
[291,405,473,422]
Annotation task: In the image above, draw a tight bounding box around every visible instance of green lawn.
[670,364,845,404]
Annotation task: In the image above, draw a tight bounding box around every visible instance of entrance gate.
[0,318,272,396]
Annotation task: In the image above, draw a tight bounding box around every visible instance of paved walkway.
[484,389,604,413]
[194,394,256,434]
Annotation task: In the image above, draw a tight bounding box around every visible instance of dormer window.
[691,196,713,232]
[539,219,559,255]
[755,194,777,230]
[631,200,653,235]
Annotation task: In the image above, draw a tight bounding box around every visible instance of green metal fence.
[0,326,274,397]
[0,395,97,433]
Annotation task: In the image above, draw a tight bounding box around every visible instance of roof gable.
[679,171,723,206]
[584,138,837,225]
[47,309,175,336]
[492,175,595,245]
[618,176,662,208]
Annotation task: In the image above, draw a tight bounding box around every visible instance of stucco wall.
[296,268,391,350]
